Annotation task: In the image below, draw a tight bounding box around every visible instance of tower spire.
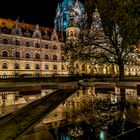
[90,8,105,37]
[73,0,81,14]
[75,0,79,8]
[69,5,78,27]
[56,3,60,17]
[32,24,42,38]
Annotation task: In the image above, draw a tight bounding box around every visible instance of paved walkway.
[0,88,77,140]
[21,129,55,140]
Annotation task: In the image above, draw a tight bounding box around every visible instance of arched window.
[25,41,30,47]
[25,64,30,69]
[14,40,20,46]
[62,65,65,70]
[35,43,40,48]
[35,53,40,59]
[15,52,20,58]
[67,65,69,69]
[2,63,8,69]
[2,38,8,44]
[61,56,65,60]
[2,51,8,57]
[61,44,65,51]
[82,65,85,71]
[53,64,57,70]
[53,45,57,50]
[76,63,79,68]
[45,44,48,49]
[15,63,20,69]
[76,31,79,37]
[35,64,40,69]
[45,55,49,60]
[70,31,73,36]
[25,53,30,58]
[45,64,49,70]
[53,55,57,60]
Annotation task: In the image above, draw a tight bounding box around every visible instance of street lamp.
[1,92,7,114]
[110,56,115,77]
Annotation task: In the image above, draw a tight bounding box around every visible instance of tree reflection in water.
[45,88,140,140]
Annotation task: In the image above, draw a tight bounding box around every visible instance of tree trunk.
[118,63,124,81]
[118,63,126,112]
[120,88,126,111]
[69,59,75,75]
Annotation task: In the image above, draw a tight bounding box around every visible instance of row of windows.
[1,38,58,49]
[2,63,65,70]
[125,68,140,72]
[1,51,65,60]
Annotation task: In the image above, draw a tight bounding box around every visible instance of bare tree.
[66,0,140,80]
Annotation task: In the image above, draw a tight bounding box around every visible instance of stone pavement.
[21,129,55,140]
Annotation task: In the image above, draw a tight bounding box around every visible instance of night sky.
[0,0,61,28]
[0,0,84,28]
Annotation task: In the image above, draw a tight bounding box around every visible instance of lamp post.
[65,41,75,76]
[1,92,7,114]
[110,56,115,78]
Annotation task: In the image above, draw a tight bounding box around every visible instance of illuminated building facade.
[0,0,139,77]
[0,0,91,77]
[0,18,68,76]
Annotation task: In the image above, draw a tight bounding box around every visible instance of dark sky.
[0,0,61,28]
[1,0,84,28]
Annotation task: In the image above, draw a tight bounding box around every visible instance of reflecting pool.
[0,86,140,140]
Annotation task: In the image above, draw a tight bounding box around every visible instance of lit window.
[53,45,57,50]
[70,31,73,36]
[25,64,30,69]
[35,43,40,48]
[25,41,30,47]
[53,65,57,70]
[82,65,85,71]
[77,91,79,97]
[45,64,49,70]
[2,51,8,57]
[35,64,40,69]
[2,38,8,44]
[53,55,57,60]
[61,56,65,60]
[45,44,49,49]
[35,54,40,59]
[25,53,30,58]
[45,55,49,60]
[14,40,20,46]
[15,63,20,69]
[76,64,79,68]
[62,65,65,70]
[2,63,8,69]
[15,52,20,58]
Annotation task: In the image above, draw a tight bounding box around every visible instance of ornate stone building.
[0,18,68,77]
[0,0,91,77]
[54,0,84,31]
[0,0,139,77]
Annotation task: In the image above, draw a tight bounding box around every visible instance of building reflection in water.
[0,87,140,139]
[0,89,54,115]
[40,87,139,139]
[42,87,138,125]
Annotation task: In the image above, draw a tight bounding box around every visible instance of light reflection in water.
[0,89,54,115]
[40,87,139,140]
[100,130,105,140]
[0,86,140,140]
